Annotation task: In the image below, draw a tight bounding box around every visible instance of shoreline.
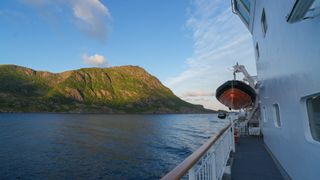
[0,111,217,115]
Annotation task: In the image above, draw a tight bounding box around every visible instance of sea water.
[0,113,228,179]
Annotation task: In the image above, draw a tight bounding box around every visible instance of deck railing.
[161,120,235,180]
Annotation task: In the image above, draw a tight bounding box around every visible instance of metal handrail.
[161,123,232,180]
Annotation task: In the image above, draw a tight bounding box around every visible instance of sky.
[0,0,256,110]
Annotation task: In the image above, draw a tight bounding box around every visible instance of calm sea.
[0,114,228,179]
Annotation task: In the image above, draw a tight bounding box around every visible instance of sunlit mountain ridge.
[0,65,213,113]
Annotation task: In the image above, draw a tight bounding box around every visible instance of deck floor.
[231,136,284,180]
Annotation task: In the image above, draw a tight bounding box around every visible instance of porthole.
[273,104,281,128]
[306,95,320,142]
[261,8,268,36]
[262,106,267,122]
[255,43,260,59]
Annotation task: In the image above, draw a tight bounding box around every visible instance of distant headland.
[0,65,214,114]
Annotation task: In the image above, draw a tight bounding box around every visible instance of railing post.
[211,153,217,180]
[229,116,236,152]
[188,166,196,180]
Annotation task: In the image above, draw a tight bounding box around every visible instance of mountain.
[0,65,213,113]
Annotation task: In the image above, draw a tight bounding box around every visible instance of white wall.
[251,0,320,179]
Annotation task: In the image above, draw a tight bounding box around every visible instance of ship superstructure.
[232,0,320,179]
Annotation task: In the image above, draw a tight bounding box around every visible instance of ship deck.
[231,136,284,180]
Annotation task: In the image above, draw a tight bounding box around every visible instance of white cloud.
[21,0,112,41]
[73,0,110,22]
[82,54,108,67]
[181,91,214,98]
[165,0,256,110]
[72,0,112,40]
[182,96,219,110]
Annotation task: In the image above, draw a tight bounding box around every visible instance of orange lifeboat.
[216,80,256,110]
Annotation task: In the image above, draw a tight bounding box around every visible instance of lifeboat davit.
[216,80,256,110]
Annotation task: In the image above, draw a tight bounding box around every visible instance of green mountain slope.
[0,65,213,113]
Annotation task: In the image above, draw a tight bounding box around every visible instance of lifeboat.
[216,80,256,110]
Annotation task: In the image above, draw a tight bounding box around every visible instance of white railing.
[236,121,248,136]
[248,127,261,136]
[161,120,235,180]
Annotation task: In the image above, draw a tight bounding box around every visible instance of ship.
[162,0,320,179]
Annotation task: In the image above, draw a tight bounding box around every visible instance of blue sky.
[0,0,256,110]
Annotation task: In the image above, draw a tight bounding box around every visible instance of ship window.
[255,43,260,59]
[305,0,320,19]
[240,0,250,11]
[234,0,250,25]
[273,104,281,127]
[261,9,267,36]
[287,0,319,23]
[306,95,320,142]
